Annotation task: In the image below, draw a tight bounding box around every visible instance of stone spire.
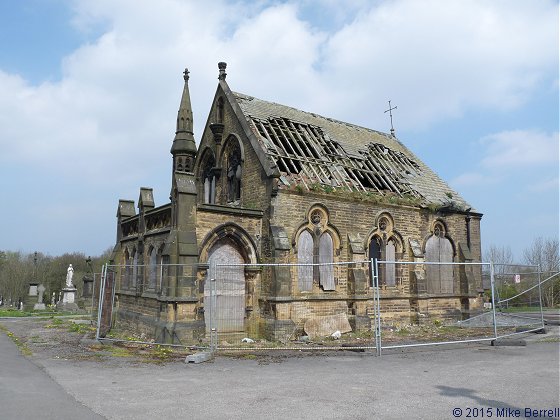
[171,68,197,159]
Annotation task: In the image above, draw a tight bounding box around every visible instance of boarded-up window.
[297,230,313,291]
[369,237,398,286]
[319,232,335,290]
[123,249,130,289]
[204,242,245,333]
[426,236,454,294]
[369,236,382,284]
[132,250,138,288]
[385,239,396,287]
[148,247,157,289]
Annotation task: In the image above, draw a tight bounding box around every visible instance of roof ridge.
[232,91,392,139]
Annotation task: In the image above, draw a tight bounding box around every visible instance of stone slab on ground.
[304,313,352,339]
[491,338,527,346]
[185,352,213,364]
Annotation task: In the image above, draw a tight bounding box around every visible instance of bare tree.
[523,237,560,307]
[484,245,514,273]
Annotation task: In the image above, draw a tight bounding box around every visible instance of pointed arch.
[123,248,131,289]
[425,220,455,294]
[197,147,216,204]
[148,246,157,290]
[318,232,335,290]
[199,223,258,265]
[221,134,245,204]
[294,204,340,292]
[131,248,138,289]
[297,230,313,291]
[366,212,402,287]
[216,96,224,123]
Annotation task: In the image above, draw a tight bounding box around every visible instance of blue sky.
[0,0,558,260]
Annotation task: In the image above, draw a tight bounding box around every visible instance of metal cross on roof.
[384,100,397,137]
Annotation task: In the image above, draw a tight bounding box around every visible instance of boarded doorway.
[204,242,245,333]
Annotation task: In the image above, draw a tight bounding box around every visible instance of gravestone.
[33,284,46,310]
[24,281,39,311]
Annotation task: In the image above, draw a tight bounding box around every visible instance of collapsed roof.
[233,92,472,211]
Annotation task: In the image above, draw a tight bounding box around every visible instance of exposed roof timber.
[251,115,423,198]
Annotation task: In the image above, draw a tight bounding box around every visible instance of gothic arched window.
[123,249,131,289]
[368,215,398,287]
[297,230,314,291]
[202,154,216,204]
[425,222,454,294]
[217,97,224,123]
[226,143,242,203]
[296,207,338,292]
[148,246,157,290]
[318,232,335,290]
[129,248,138,289]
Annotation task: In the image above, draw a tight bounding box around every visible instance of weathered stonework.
[108,63,483,344]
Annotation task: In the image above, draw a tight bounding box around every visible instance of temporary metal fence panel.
[95,263,211,350]
[374,261,499,352]
[490,263,547,338]
[211,260,379,351]
[94,260,547,355]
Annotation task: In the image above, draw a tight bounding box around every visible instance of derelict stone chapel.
[108,62,483,343]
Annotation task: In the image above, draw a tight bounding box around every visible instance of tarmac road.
[0,330,103,420]
[0,321,558,420]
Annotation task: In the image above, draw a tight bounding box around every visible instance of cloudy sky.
[0,0,558,260]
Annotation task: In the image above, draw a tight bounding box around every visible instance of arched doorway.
[204,241,245,333]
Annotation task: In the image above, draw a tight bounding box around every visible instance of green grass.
[0,308,80,318]
[0,324,32,356]
[0,309,33,317]
[68,322,95,335]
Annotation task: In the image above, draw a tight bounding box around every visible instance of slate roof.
[233,92,473,211]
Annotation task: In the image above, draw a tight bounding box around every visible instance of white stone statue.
[66,264,74,288]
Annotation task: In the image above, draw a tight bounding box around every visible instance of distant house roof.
[233,92,473,211]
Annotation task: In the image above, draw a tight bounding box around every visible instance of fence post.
[371,258,382,356]
[210,276,217,352]
[537,264,545,330]
[489,261,498,340]
[96,263,107,341]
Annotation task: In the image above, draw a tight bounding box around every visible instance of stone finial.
[183,68,190,82]
[218,62,227,80]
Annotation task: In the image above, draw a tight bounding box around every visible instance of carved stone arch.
[421,218,456,257]
[387,231,404,253]
[424,218,455,294]
[147,244,157,289]
[365,212,401,287]
[194,146,215,180]
[375,211,395,233]
[221,133,245,164]
[292,203,342,253]
[196,147,217,204]
[293,204,340,291]
[221,134,244,204]
[199,223,258,265]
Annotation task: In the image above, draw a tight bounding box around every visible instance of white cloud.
[450,172,495,188]
[480,130,559,168]
[526,177,559,193]
[321,0,558,129]
[0,0,558,255]
[1,0,557,177]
